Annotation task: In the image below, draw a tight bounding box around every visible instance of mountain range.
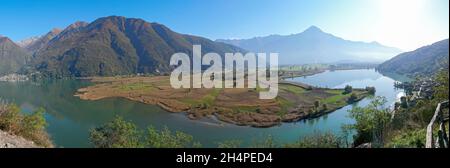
[1,16,446,78]
[20,28,62,54]
[17,16,244,77]
[377,39,449,77]
[217,26,402,65]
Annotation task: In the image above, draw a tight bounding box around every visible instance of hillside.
[30,16,244,77]
[217,26,402,65]
[377,39,449,77]
[0,36,31,76]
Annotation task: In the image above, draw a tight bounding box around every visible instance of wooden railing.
[426,101,449,148]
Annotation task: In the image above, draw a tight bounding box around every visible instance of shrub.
[365,87,376,95]
[20,108,52,147]
[386,129,426,148]
[345,96,391,147]
[0,104,22,133]
[250,135,277,148]
[0,102,52,147]
[343,85,353,94]
[314,100,320,110]
[217,140,242,148]
[89,116,143,148]
[284,132,346,148]
[146,126,201,148]
[89,116,201,148]
[400,96,408,108]
[348,93,358,103]
[322,104,328,111]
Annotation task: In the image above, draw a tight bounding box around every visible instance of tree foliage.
[89,116,201,148]
[343,85,353,94]
[89,116,143,148]
[146,126,201,148]
[284,132,346,148]
[345,96,391,147]
[0,102,52,147]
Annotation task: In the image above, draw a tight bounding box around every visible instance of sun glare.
[376,0,429,51]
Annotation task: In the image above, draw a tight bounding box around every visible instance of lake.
[0,69,406,147]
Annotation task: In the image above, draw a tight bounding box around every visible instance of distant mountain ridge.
[20,28,62,54]
[27,16,245,77]
[377,39,449,77]
[17,36,40,48]
[217,26,402,65]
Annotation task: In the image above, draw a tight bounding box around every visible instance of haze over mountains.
[378,39,449,77]
[217,26,402,65]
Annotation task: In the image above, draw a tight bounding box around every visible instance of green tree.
[434,69,449,102]
[284,132,345,148]
[322,104,328,111]
[146,126,201,148]
[365,87,376,95]
[314,100,320,111]
[345,96,392,147]
[400,96,408,108]
[217,140,242,148]
[343,85,353,94]
[348,93,358,103]
[89,116,143,148]
[89,116,201,148]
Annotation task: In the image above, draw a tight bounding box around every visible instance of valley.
[0,14,447,148]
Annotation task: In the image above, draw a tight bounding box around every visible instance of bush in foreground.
[284,132,347,148]
[344,96,391,147]
[89,116,201,148]
[0,100,52,147]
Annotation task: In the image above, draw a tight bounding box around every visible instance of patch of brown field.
[74,76,369,127]
[216,89,277,107]
[279,90,313,106]
[303,89,335,99]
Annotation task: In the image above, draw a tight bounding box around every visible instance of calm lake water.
[0,69,406,147]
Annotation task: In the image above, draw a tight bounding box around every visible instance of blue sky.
[0,0,448,51]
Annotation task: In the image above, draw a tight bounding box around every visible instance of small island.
[75,76,372,127]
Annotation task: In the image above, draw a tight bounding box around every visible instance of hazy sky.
[0,0,448,51]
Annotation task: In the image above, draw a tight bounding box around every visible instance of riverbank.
[75,76,370,127]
